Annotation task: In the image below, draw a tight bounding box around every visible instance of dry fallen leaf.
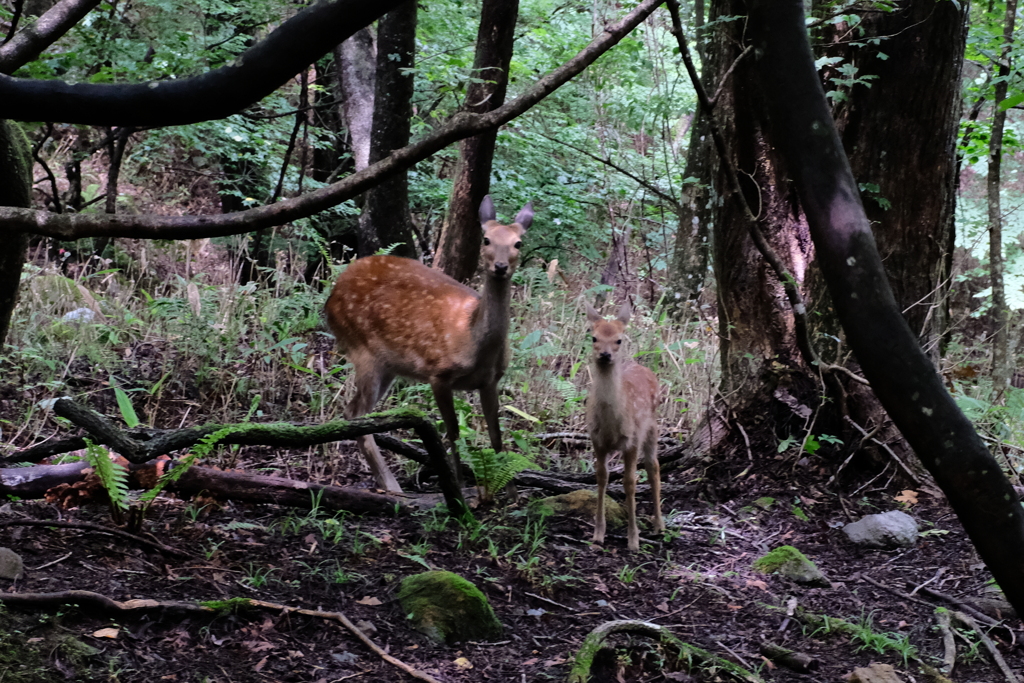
[746,579,769,591]
[453,657,473,670]
[895,490,919,506]
[356,596,382,606]
[91,628,119,639]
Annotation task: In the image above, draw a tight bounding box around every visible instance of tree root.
[566,619,763,683]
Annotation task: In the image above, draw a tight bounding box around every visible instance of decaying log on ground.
[4,398,468,518]
[0,457,410,515]
[566,619,763,683]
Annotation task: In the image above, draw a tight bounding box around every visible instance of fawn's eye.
[514,241,522,249]
[616,339,622,345]
[591,336,597,343]
[483,238,491,246]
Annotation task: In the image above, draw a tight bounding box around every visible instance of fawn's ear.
[479,195,496,226]
[514,202,534,232]
[585,301,602,324]
[615,302,631,325]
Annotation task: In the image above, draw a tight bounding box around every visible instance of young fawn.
[585,302,664,552]
[325,196,532,492]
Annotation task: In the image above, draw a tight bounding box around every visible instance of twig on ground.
[950,610,1021,683]
[934,609,956,674]
[248,599,443,683]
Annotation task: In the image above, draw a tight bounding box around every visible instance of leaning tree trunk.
[750,0,1024,621]
[690,0,967,468]
[433,0,520,282]
[356,2,418,258]
[0,120,33,346]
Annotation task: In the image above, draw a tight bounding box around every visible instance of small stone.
[843,511,918,548]
[354,620,377,637]
[0,547,24,579]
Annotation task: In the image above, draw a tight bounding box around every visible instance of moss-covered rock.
[752,545,830,587]
[531,489,626,527]
[397,570,502,645]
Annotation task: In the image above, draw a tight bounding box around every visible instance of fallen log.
[4,398,468,518]
[0,457,409,515]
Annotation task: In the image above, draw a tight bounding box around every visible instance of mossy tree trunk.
[0,120,33,346]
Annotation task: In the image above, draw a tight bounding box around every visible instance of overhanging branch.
[0,0,665,240]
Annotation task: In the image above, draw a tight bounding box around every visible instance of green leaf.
[113,384,141,428]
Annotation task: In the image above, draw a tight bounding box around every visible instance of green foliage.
[466,447,535,504]
[83,440,130,515]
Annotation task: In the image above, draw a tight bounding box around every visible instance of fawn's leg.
[593,448,608,544]
[479,381,503,453]
[346,362,401,492]
[643,427,664,533]
[623,446,639,552]
[430,382,465,490]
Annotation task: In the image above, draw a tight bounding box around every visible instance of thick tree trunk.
[823,0,967,360]
[0,121,33,346]
[357,2,418,258]
[433,0,520,281]
[690,0,966,471]
[750,0,1024,619]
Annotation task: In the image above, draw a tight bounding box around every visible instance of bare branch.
[2,0,665,241]
[0,0,102,74]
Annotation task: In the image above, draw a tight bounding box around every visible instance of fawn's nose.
[493,262,508,277]
[597,351,612,364]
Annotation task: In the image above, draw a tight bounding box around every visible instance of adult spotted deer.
[585,301,664,552]
[325,196,532,492]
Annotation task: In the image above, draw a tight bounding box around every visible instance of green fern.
[467,447,535,503]
[84,440,130,513]
[140,427,236,505]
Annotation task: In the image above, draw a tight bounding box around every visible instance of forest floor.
[0,441,1020,683]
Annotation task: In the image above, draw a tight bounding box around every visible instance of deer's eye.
[591,336,597,343]
[616,339,622,345]
[514,241,522,249]
[483,237,491,246]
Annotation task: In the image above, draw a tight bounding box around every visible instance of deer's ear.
[585,301,602,323]
[479,195,496,226]
[616,302,631,325]
[514,202,534,231]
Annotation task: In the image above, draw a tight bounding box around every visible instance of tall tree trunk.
[987,0,1017,397]
[357,2,418,259]
[823,0,967,361]
[750,0,1024,620]
[433,0,520,281]
[0,121,34,346]
[691,0,967,466]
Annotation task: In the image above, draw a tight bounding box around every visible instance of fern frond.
[84,440,130,512]
[140,427,236,504]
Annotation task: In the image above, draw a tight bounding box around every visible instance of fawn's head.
[586,302,631,368]
[479,195,532,280]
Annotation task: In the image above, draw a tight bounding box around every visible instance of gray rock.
[62,307,95,324]
[843,510,918,548]
[0,547,24,579]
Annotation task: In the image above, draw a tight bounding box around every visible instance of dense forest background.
[2,0,1024,681]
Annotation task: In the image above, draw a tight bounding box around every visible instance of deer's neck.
[473,274,512,348]
[590,363,625,411]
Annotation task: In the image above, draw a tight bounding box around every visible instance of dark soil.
[0,448,1020,683]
